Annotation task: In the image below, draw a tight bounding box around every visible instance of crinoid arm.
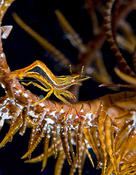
[114,68,136,85]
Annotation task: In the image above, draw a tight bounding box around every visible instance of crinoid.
[1,0,136,175]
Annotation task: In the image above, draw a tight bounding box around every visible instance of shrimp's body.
[9,60,90,105]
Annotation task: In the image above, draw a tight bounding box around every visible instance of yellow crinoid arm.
[13,13,70,66]
[55,10,86,54]
[115,68,136,85]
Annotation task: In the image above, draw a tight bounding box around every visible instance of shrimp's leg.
[54,91,70,104]
[22,82,50,92]
[59,90,76,100]
[32,89,53,105]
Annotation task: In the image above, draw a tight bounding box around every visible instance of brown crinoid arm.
[59,121,72,165]
[104,0,136,77]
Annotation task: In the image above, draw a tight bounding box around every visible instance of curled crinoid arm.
[104,0,136,77]
[9,60,90,105]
